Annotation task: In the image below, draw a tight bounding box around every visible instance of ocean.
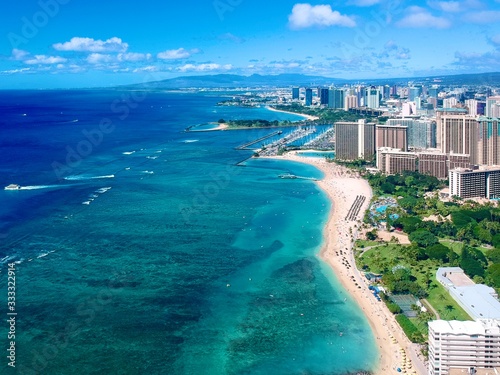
[0,90,378,375]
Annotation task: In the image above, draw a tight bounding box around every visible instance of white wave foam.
[183,140,199,143]
[65,175,114,181]
[122,151,136,155]
[141,171,154,175]
[20,185,58,190]
[82,201,91,205]
[146,156,159,160]
[96,187,112,194]
[37,250,55,259]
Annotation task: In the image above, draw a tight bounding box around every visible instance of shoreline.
[260,152,426,375]
[265,106,320,121]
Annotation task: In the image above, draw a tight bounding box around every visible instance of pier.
[235,131,282,150]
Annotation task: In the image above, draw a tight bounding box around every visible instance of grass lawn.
[355,239,381,248]
[426,281,471,321]
[356,243,410,274]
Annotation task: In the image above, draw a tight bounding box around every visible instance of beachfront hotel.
[428,319,500,375]
[449,166,500,199]
[428,268,500,375]
[334,119,376,161]
[376,147,417,175]
[376,124,408,151]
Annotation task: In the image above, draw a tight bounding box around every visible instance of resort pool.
[375,205,388,213]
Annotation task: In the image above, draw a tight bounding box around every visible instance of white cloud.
[133,66,159,73]
[396,6,451,28]
[465,11,500,23]
[349,0,381,6]
[86,53,114,64]
[11,49,30,61]
[53,37,129,53]
[490,34,500,47]
[177,63,232,72]
[427,1,462,12]
[117,52,152,62]
[1,68,31,74]
[157,48,200,60]
[288,4,356,29]
[24,55,67,65]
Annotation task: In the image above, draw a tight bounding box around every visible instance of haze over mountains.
[129,72,500,90]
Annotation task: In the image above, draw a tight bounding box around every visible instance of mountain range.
[126,72,500,89]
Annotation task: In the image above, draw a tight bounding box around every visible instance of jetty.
[235,131,282,150]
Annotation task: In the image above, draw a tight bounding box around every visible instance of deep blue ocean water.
[0,90,377,375]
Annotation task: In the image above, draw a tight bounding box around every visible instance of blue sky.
[1,0,500,88]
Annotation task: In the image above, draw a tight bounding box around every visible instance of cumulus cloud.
[349,0,381,6]
[157,48,200,60]
[53,37,129,53]
[117,52,152,62]
[133,66,160,73]
[427,1,462,12]
[453,50,500,71]
[464,11,500,23]
[11,49,30,61]
[288,4,356,29]
[24,55,67,65]
[86,53,117,65]
[177,63,232,72]
[396,6,451,28]
[490,34,500,47]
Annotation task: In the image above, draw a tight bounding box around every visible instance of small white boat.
[4,184,21,190]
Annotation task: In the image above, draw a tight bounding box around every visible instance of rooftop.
[449,368,500,375]
[429,320,488,335]
[437,268,500,320]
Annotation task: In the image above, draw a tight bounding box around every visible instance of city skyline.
[2,0,500,89]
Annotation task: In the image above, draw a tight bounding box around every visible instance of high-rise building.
[418,153,448,179]
[328,88,344,109]
[386,118,436,149]
[377,148,417,175]
[402,102,417,116]
[428,86,439,99]
[319,88,329,106]
[437,115,477,158]
[408,87,421,101]
[449,153,471,170]
[364,86,380,109]
[344,95,358,110]
[449,166,500,199]
[476,117,500,166]
[292,87,300,100]
[438,114,500,166]
[335,120,376,161]
[428,319,500,375]
[305,88,313,106]
[376,125,408,151]
[443,97,458,108]
[486,96,500,118]
[465,99,478,115]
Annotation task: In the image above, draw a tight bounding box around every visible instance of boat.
[278,174,297,179]
[4,184,21,190]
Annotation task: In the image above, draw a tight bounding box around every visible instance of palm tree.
[445,304,454,318]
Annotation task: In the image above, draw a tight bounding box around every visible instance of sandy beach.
[263,152,427,375]
[265,106,320,121]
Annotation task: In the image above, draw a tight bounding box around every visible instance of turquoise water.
[0,91,377,374]
[296,151,336,159]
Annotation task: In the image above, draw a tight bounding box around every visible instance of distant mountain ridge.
[127,72,500,89]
